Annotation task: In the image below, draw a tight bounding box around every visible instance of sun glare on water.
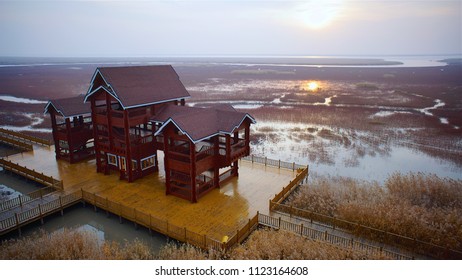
[305,81,320,91]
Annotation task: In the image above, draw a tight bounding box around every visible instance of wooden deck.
[3,145,298,241]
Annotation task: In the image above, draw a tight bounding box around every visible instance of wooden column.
[213,136,220,188]
[124,110,133,182]
[164,130,171,195]
[245,122,250,154]
[225,134,231,163]
[190,141,197,203]
[49,110,60,160]
[65,118,74,163]
[90,98,102,173]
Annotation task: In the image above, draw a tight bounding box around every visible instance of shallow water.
[14,205,168,253]
[251,121,462,182]
[0,168,167,253]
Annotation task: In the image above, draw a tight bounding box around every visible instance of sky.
[0,0,461,57]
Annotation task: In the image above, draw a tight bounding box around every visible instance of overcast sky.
[0,0,461,57]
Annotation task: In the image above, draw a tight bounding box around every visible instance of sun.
[297,0,345,29]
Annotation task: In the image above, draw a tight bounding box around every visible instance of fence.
[270,202,462,260]
[0,191,81,235]
[0,134,33,151]
[81,190,225,251]
[0,186,56,212]
[257,213,412,260]
[0,159,63,189]
[0,128,52,146]
[270,167,309,206]
[241,155,306,171]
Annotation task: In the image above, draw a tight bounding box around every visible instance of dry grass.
[230,228,388,260]
[287,173,462,251]
[0,229,153,260]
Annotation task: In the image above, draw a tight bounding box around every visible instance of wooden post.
[300,223,304,236]
[278,217,281,229]
[38,204,44,225]
[278,160,281,169]
[324,231,328,241]
[59,196,64,216]
[15,213,21,237]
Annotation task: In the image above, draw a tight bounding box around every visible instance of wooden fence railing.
[81,190,225,251]
[0,134,33,151]
[0,159,63,189]
[0,128,52,146]
[241,155,306,171]
[0,186,56,212]
[0,191,81,234]
[270,202,462,260]
[270,167,309,206]
[257,213,412,260]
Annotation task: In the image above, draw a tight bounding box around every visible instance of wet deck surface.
[4,145,297,240]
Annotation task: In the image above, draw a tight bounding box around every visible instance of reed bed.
[286,172,462,251]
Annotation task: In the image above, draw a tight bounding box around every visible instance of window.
[132,160,138,171]
[141,155,156,170]
[107,153,117,166]
[119,156,126,171]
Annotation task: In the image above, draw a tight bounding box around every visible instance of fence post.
[300,223,304,236]
[19,195,23,208]
[59,196,63,216]
[278,217,281,229]
[324,231,328,241]
[278,160,281,169]
[265,157,267,166]
[15,212,21,237]
[38,204,44,225]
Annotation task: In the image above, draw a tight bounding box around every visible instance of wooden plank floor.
[4,145,297,240]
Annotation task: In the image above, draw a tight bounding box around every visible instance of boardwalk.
[3,144,299,241]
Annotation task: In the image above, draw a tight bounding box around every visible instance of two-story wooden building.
[45,65,255,202]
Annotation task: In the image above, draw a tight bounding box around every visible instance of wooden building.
[45,65,255,202]
[44,95,94,163]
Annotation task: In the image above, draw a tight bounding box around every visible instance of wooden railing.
[0,186,56,212]
[242,155,306,171]
[0,128,52,146]
[0,191,81,234]
[81,190,224,251]
[270,167,309,206]
[257,213,412,260]
[0,134,33,151]
[0,159,63,189]
[270,202,462,260]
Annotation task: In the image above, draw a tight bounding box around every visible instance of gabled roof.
[84,65,190,109]
[152,105,256,144]
[44,95,90,118]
